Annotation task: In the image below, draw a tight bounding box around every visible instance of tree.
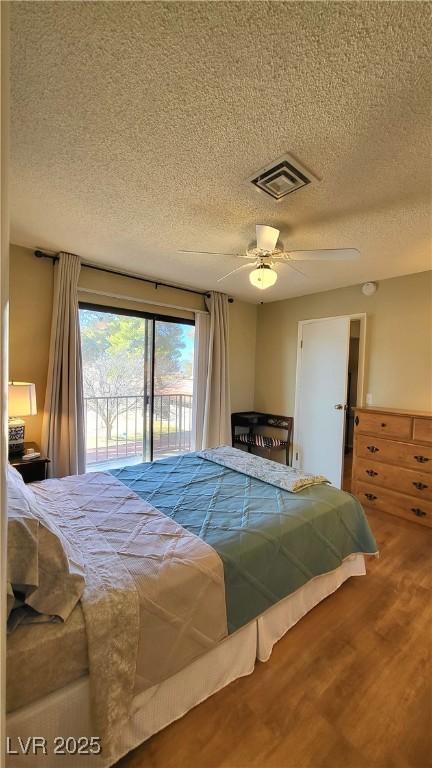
[80,310,187,441]
[154,322,187,390]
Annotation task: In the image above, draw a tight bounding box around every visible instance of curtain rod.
[34,250,234,303]
[78,287,209,316]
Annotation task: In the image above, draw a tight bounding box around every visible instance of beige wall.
[255,271,432,417]
[9,244,257,445]
[78,263,205,319]
[9,245,54,443]
[229,299,257,413]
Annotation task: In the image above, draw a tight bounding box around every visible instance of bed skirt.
[6,554,366,768]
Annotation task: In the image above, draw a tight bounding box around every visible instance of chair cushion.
[237,433,288,449]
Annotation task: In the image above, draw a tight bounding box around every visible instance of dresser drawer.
[355,434,432,474]
[353,480,432,527]
[354,457,432,501]
[354,411,412,440]
[413,418,432,445]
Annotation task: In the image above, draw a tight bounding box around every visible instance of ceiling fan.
[179,225,360,290]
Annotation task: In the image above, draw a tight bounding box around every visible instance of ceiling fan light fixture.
[249,263,277,290]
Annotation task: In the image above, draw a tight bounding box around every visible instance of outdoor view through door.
[79,306,195,470]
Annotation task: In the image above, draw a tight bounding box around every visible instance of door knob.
[334,404,344,410]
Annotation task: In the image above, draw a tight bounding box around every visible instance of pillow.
[7,467,40,597]
[7,465,85,629]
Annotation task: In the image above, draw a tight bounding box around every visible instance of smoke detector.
[362,282,377,296]
[248,153,318,201]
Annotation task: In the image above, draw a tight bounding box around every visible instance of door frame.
[78,302,195,465]
[0,5,9,764]
[292,313,367,470]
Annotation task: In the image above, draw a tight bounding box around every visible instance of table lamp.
[8,382,37,454]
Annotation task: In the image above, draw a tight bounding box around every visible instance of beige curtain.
[199,292,231,449]
[41,252,85,477]
[192,312,210,450]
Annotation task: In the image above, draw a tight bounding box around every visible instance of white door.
[295,316,350,487]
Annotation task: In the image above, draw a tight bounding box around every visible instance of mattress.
[7,603,88,713]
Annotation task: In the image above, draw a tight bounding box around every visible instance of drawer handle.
[354,416,359,426]
[381,423,387,428]
[411,507,427,518]
[365,493,377,502]
[414,455,429,464]
[413,482,428,491]
[367,446,379,453]
[366,469,378,477]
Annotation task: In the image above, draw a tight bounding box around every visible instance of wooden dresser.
[352,407,432,527]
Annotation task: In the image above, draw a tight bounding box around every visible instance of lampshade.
[8,382,37,417]
[249,264,278,290]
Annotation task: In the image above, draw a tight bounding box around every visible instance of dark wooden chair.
[231,412,294,466]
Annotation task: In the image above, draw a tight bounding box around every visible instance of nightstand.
[9,442,50,484]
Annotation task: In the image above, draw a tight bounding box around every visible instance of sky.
[181,326,194,364]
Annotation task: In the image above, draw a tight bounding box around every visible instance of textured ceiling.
[10,1,432,302]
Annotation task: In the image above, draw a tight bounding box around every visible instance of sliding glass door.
[153,319,194,457]
[79,305,195,470]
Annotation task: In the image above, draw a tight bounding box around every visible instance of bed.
[6,447,377,767]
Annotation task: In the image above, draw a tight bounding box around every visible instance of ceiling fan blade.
[285,248,360,261]
[280,260,308,278]
[178,249,241,258]
[256,225,280,252]
[217,263,254,282]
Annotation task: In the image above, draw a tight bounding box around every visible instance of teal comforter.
[111,453,377,633]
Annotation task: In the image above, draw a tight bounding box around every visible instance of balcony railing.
[84,394,193,468]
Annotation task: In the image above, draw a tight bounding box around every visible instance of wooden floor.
[117,510,432,768]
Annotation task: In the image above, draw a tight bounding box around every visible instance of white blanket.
[198,445,329,492]
[31,472,227,754]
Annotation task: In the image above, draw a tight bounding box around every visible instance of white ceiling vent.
[248,153,317,201]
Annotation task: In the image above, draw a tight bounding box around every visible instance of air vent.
[248,153,316,201]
